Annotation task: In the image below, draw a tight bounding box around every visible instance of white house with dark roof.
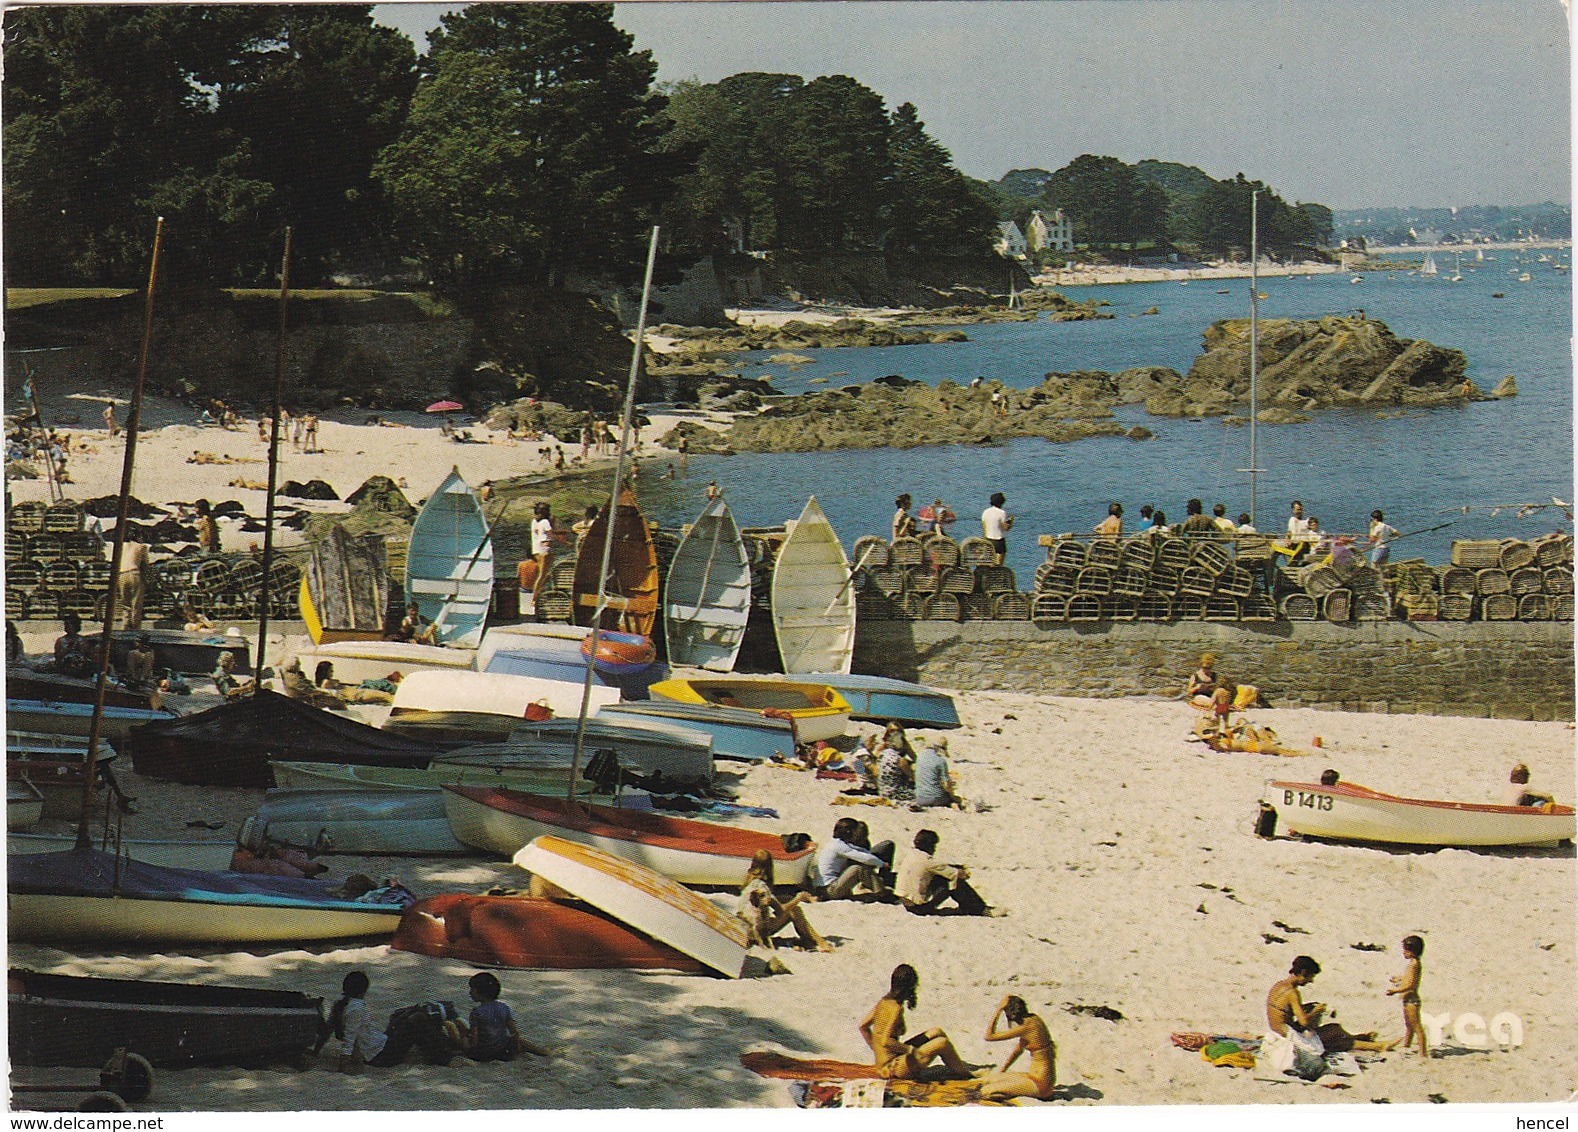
[1027,208,1074,253]
[994,220,1028,259]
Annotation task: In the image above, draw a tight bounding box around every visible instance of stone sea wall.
[852,620,1576,721]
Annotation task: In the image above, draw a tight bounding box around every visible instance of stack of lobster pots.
[850,534,1027,622]
[1426,535,1574,623]
[151,553,303,622]
[1027,533,1274,624]
[4,501,112,622]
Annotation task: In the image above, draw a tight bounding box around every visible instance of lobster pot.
[1240,593,1277,622]
[1051,540,1088,570]
[1178,566,1216,598]
[1532,532,1574,567]
[907,565,940,594]
[1204,596,1240,621]
[1233,534,1273,564]
[267,591,297,618]
[993,591,1031,620]
[850,536,891,570]
[1148,563,1180,594]
[1031,562,1056,591]
[867,566,906,598]
[1348,566,1388,596]
[65,530,103,558]
[960,593,994,621]
[27,534,64,564]
[926,537,961,569]
[1450,539,1502,568]
[26,591,60,619]
[1296,563,1344,597]
[1217,565,1255,598]
[1155,538,1192,571]
[1322,589,1352,622]
[1190,540,1233,577]
[1480,594,1517,621]
[1400,592,1440,620]
[44,561,80,591]
[1280,593,1319,621]
[1353,593,1393,622]
[58,589,99,618]
[1136,591,1174,621]
[193,557,230,593]
[546,558,578,590]
[1119,538,1156,571]
[1387,561,1439,596]
[1111,566,1149,597]
[1085,539,1122,570]
[10,501,47,532]
[1066,594,1103,622]
[79,560,112,591]
[1509,567,1545,596]
[1076,566,1113,596]
[271,559,303,590]
[937,567,975,595]
[1475,568,1511,596]
[1104,596,1138,622]
[1438,593,1475,621]
[6,590,28,619]
[5,529,28,558]
[1498,539,1537,571]
[226,557,265,594]
[1175,594,1208,621]
[889,536,925,568]
[957,537,998,568]
[923,593,961,622]
[1543,567,1574,595]
[536,589,574,623]
[1038,565,1079,597]
[1031,594,1068,625]
[42,501,84,532]
[855,592,892,621]
[1518,594,1553,621]
[975,565,1016,594]
[1553,594,1575,621]
[9,560,43,591]
[903,592,930,620]
[1440,567,1477,596]
[155,557,196,594]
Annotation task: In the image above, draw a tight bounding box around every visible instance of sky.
[372,0,1572,212]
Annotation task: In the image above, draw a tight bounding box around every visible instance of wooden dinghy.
[269,756,590,797]
[7,848,403,944]
[572,488,659,636]
[9,968,325,1068]
[444,786,814,887]
[301,524,390,645]
[454,716,714,791]
[513,834,750,977]
[665,496,752,672]
[647,677,852,743]
[771,496,856,675]
[4,668,155,710]
[8,778,44,829]
[240,788,472,855]
[390,893,705,973]
[380,669,619,744]
[795,673,960,730]
[597,699,796,763]
[8,733,117,820]
[290,639,475,688]
[5,699,174,744]
[405,467,494,648]
[7,833,236,871]
[1264,779,1577,847]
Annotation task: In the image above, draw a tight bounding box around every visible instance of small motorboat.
[9,968,326,1068]
[647,677,851,743]
[290,639,475,687]
[513,835,751,977]
[472,716,715,789]
[269,757,591,797]
[391,892,706,973]
[579,630,657,675]
[480,631,667,699]
[5,699,175,744]
[380,669,618,745]
[1264,780,1576,848]
[443,786,814,887]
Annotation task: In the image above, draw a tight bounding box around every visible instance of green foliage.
[885,103,996,255]
[1043,155,1168,248]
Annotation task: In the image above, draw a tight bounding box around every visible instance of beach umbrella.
[425,400,463,413]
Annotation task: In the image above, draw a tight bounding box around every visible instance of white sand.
[10,680,1575,1112]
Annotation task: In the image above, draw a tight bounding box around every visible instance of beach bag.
[1262,1028,1325,1080]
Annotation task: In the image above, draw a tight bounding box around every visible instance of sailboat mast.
[1247,190,1261,526]
[77,216,164,848]
[255,227,292,681]
[568,226,661,800]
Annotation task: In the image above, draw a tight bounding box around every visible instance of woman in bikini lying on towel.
[859,963,972,1081]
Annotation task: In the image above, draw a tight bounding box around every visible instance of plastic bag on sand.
[1261,1029,1326,1080]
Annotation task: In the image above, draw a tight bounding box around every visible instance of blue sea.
[631,252,1573,586]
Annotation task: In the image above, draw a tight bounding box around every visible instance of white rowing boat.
[665,496,752,672]
[1265,779,1576,847]
[771,496,855,675]
[405,467,494,648]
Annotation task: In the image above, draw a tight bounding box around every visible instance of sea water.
[619,254,1572,586]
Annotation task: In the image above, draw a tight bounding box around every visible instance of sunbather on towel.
[977,995,1057,1100]
[859,964,973,1081]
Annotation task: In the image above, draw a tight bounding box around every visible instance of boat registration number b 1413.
[1283,789,1334,812]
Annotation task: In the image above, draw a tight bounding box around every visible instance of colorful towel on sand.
[741,1051,881,1080]
[1202,1041,1257,1069]
[1171,1032,1260,1053]
[832,794,894,807]
[816,769,858,781]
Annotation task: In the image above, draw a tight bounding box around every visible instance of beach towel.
[1201,1042,1256,1069]
[832,795,895,807]
[740,1051,880,1080]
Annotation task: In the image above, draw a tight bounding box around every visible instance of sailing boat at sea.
[1448,252,1463,283]
[1420,253,1439,277]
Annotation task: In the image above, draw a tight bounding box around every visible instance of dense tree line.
[4,5,996,293]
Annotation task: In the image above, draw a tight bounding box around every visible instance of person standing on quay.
[981,492,1014,564]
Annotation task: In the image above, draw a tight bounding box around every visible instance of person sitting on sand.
[895,829,989,916]
[1187,653,1219,707]
[810,817,893,900]
[876,726,915,803]
[444,972,549,1062]
[911,737,963,810]
[322,972,459,1071]
[181,600,214,633]
[978,995,1057,1100]
[397,601,439,646]
[1503,763,1555,808]
[52,613,94,678]
[123,633,156,692]
[859,963,973,1081]
[737,849,833,951]
[211,650,253,699]
[1263,956,1388,1080]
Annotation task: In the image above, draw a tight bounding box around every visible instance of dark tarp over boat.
[127,689,433,787]
[9,967,325,1068]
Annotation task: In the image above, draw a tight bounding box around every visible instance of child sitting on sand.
[444,972,549,1062]
[322,972,457,1070]
[1385,935,1427,1056]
